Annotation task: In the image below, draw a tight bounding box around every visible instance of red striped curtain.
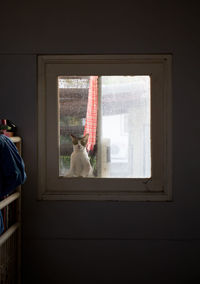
[84,76,98,151]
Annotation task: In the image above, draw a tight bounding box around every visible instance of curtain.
[84,76,98,151]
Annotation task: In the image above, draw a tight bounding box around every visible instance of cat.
[65,134,93,177]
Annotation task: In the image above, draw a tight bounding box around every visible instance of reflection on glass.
[58,76,151,178]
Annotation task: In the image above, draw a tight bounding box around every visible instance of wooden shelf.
[0,223,20,247]
[0,136,22,284]
[0,192,20,210]
[10,136,21,143]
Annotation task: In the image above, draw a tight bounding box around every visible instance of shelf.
[0,192,20,210]
[10,136,21,143]
[0,136,22,283]
[0,222,20,246]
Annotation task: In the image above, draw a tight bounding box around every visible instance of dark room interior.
[0,1,200,283]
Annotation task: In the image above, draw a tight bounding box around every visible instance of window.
[38,55,172,201]
[59,76,151,178]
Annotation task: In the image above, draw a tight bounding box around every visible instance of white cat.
[65,134,93,177]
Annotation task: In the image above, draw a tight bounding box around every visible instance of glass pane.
[58,76,90,175]
[58,76,151,178]
[100,76,151,178]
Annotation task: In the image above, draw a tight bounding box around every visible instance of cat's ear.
[70,134,77,144]
[82,133,89,144]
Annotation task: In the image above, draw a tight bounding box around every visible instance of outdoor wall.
[0,1,199,283]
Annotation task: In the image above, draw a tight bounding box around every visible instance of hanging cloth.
[84,76,98,151]
[0,134,26,198]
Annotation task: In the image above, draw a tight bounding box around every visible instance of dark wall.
[0,1,200,283]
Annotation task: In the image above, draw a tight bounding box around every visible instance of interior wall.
[0,1,199,283]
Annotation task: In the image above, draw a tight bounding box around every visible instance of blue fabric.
[0,134,26,235]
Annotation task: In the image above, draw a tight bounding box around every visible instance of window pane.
[58,76,151,178]
[100,76,151,178]
[58,76,90,175]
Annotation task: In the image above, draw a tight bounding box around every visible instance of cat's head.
[70,134,89,151]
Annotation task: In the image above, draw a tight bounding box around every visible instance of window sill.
[39,191,171,201]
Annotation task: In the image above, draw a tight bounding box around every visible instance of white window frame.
[37,55,172,201]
